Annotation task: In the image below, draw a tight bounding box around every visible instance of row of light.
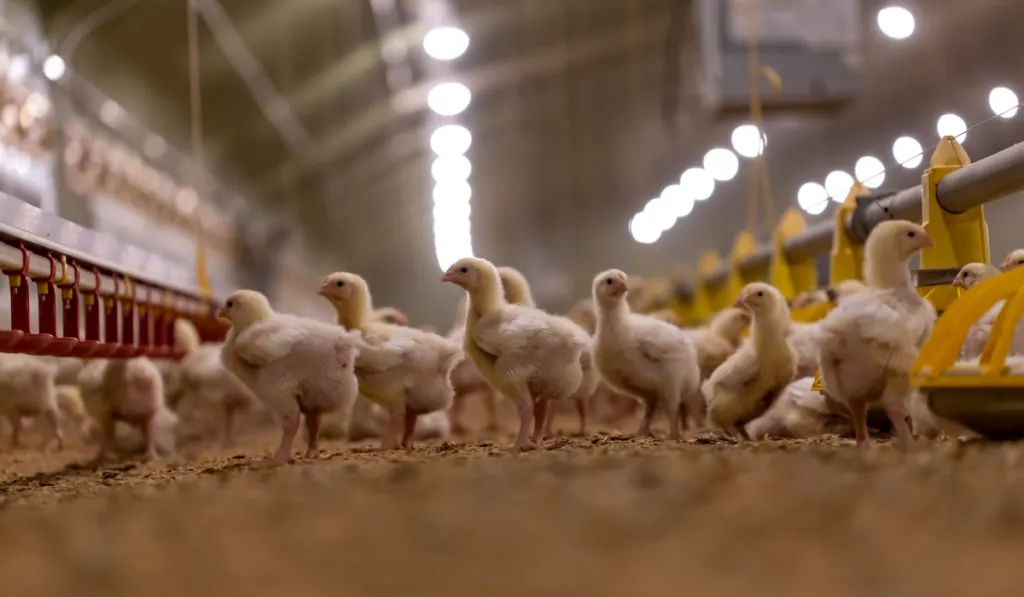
[797,85,1020,215]
[629,124,766,244]
[424,26,475,271]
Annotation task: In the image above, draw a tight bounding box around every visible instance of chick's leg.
[304,411,322,458]
[381,400,405,450]
[401,407,419,449]
[575,396,589,436]
[90,415,116,467]
[845,399,870,448]
[880,375,915,451]
[483,390,499,432]
[269,408,300,465]
[450,393,468,435]
[508,382,537,451]
[43,407,64,451]
[531,398,549,444]
[221,404,238,447]
[635,399,658,438]
[7,413,22,448]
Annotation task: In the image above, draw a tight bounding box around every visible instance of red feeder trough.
[1,242,54,354]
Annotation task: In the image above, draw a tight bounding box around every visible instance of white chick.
[591,269,702,439]
[447,296,501,434]
[950,262,1020,360]
[220,290,360,464]
[703,283,797,437]
[319,273,460,450]
[498,266,597,438]
[816,220,936,449]
[1001,249,1024,270]
[745,377,845,440]
[686,307,751,381]
[371,307,409,326]
[442,257,587,450]
[56,385,95,439]
[788,280,868,378]
[0,354,63,449]
[90,357,178,463]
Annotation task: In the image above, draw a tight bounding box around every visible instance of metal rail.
[694,139,1024,293]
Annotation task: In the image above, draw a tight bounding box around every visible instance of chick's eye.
[605,278,613,285]
[907,231,916,238]
[336,281,344,287]
[756,291,764,297]
[459,267,468,274]
[226,301,233,308]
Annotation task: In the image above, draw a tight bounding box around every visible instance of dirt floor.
[4,400,1024,597]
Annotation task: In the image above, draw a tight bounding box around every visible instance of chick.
[0,354,63,449]
[952,262,1000,290]
[1001,249,1024,270]
[745,377,847,440]
[951,262,1018,360]
[447,296,501,434]
[90,357,178,463]
[320,273,460,450]
[686,307,751,381]
[703,283,797,437]
[220,290,360,464]
[816,220,936,449]
[591,270,702,439]
[498,266,596,438]
[370,307,409,326]
[56,385,95,439]
[791,290,828,310]
[442,258,587,450]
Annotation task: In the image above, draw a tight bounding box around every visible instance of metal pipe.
[690,140,1024,296]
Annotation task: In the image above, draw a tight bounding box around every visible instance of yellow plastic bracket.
[913,265,1024,381]
[919,136,989,312]
[725,230,761,301]
[769,207,818,300]
[830,182,869,285]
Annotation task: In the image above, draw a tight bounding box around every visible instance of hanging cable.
[187,0,212,298]
[743,0,779,237]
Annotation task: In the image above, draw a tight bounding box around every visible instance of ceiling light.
[660,184,694,219]
[703,148,739,181]
[877,6,915,40]
[423,26,470,61]
[824,170,854,203]
[679,167,714,201]
[730,124,766,158]
[42,55,65,81]
[431,154,472,182]
[430,124,472,155]
[797,182,828,215]
[432,179,472,205]
[936,113,967,141]
[427,82,471,116]
[892,136,923,168]
[989,87,1019,119]
[630,212,661,244]
[854,156,885,189]
[643,196,677,232]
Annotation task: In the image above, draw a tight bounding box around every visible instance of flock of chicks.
[3,220,1022,468]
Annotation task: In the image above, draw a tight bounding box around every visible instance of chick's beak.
[1002,256,1013,269]
[441,270,456,283]
[918,232,934,248]
[216,306,228,320]
[951,276,964,289]
[733,293,746,308]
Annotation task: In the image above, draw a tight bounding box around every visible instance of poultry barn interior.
[4,0,1024,594]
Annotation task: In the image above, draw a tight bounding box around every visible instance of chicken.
[592,269,702,439]
[703,283,797,437]
[648,309,682,326]
[446,296,501,434]
[56,385,95,439]
[498,266,596,438]
[90,357,178,463]
[816,220,936,449]
[744,377,847,440]
[787,280,869,378]
[153,318,200,411]
[320,273,460,450]
[0,354,63,449]
[686,307,750,380]
[950,262,1022,360]
[219,290,360,464]
[370,307,409,326]
[791,290,828,310]
[442,257,587,450]
[1001,249,1024,270]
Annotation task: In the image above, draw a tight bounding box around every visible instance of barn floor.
[3,402,1024,597]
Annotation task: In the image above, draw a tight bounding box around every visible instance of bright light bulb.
[427,82,471,116]
[824,170,854,203]
[423,27,470,61]
[877,6,915,40]
[630,212,661,244]
[42,55,65,81]
[854,156,885,189]
[643,197,677,232]
[431,154,472,182]
[433,199,471,221]
[730,124,766,158]
[936,113,967,141]
[989,87,1019,119]
[797,182,828,215]
[430,124,472,155]
[892,136,923,168]
[433,180,472,205]
[660,184,694,219]
[679,167,714,201]
[703,148,739,181]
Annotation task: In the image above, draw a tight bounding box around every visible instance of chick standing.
[446,296,500,434]
[91,357,178,463]
[591,270,702,439]
[0,354,64,449]
[442,258,586,450]
[816,220,936,449]
[685,307,750,381]
[219,290,360,464]
[320,273,460,450]
[498,266,597,438]
[703,283,796,437]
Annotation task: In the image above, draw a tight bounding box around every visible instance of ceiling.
[36,0,1024,327]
